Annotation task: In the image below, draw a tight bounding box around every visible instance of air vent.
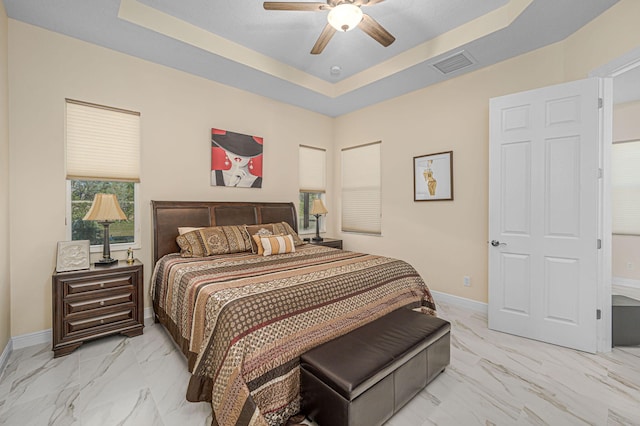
[432,51,475,74]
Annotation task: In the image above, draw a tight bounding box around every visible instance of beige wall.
[564,1,640,83]
[333,45,565,302]
[6,0,640,337]
[7,20,333,336]
[612,100,640,281]
[333,0,640,303]
[0,1,10,351]
[613,101,640,142]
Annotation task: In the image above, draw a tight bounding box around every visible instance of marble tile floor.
[1,301,639,425]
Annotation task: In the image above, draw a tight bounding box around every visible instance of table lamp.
[310,199,328,242]
[83,193,127,265]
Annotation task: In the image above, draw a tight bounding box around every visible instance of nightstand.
[308,238,343,250]
[52,259,144,357]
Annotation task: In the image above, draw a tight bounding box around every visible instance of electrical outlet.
[627,262,634,270]
[463,276,471,287]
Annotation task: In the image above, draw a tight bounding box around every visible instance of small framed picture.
[414,151,454,201]
[56,240,90,272]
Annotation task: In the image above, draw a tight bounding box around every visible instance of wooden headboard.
[151,200,298,265]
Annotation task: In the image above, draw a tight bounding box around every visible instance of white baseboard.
[144,307,155,327]
[12,329,52,350]
[0,338,12,378]
[8,308,157,352]
[612,276,640,289]
[431,290,488,314]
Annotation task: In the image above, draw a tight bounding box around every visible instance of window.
[68,180,136,245]
[299,145,326,234]
[65,99,141,249]
[612,140,640,235]
[341,141,381,235]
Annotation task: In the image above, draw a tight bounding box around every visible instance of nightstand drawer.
[65,289,134,315]
[52,260,144,357]
[66,306,135,334]
[63,274,134,296]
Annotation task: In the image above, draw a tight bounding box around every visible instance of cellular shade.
[342,142,381,235]
[612,140,640,235]
[299,145,326,192]
[66,99,140,182]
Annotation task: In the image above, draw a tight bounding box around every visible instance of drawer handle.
[100,301,105,306]
[100,319,105,324]
[100,283,105,288]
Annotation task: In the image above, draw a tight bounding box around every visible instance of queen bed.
[150,200,437,426]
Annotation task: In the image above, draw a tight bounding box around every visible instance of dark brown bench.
[300,308,450,426]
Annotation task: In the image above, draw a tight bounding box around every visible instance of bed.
[150,200,437,426]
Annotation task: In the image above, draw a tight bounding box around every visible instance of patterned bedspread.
[152,244,436,426]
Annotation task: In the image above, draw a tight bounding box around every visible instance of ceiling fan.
[263,0,395,54]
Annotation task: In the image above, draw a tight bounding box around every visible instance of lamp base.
[95,258,118,266]
[312,236,324,242]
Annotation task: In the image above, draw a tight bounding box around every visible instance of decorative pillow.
[176,231,208,257]
[176,225,252,257]
[244,224,275,253]
[222,225,253,253]
[178,226,203,235]
[260,234,296,256]
[272,222,304,246]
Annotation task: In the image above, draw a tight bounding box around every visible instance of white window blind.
[66,99,141,182]
[612,140,640,235]
[341,142,381,235]
[299,145,326,192]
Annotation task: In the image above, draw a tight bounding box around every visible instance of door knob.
[490,240,506,247]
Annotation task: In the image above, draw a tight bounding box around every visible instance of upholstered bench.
[300,308,451,426]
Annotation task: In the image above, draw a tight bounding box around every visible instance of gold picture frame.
[414,151,454,201]
[56,240,91,272]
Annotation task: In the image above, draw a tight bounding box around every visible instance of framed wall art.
[56,240,90,272]
[414,151,454,201]
[211,128,264,188]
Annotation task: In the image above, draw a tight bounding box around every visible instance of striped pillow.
[260,234,296,256]
[245,224,275,254]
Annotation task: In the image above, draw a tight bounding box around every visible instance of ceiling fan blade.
[358,14,395,47]
[358,0,386,6]
[311,23,337,54]
[263,2,328,11]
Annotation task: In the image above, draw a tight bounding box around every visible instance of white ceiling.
[3,0,622,116]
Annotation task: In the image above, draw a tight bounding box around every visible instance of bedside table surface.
[308,238,343,249]
[53,259,143,276]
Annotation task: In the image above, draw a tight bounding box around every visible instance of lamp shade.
[83,194,127,221]
[311,199,328,215]
[327,4,363,32]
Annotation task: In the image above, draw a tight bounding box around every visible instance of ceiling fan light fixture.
[327,4,363,32]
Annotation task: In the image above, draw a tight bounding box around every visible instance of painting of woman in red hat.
[210,128,263,188]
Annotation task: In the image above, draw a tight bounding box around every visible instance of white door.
[488,78,602,353]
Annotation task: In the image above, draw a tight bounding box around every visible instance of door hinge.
[596,309,602,320]
[597,239,602,249]
[598,98,603,109]
[597,168,603,179]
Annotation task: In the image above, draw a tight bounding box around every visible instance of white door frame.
[590,46,640,352]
